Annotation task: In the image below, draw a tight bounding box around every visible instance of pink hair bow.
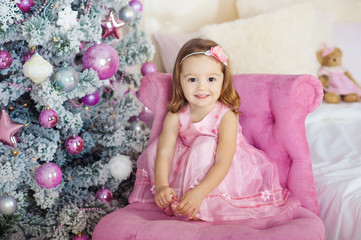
[322,43,335,57]
[206,46,228,66]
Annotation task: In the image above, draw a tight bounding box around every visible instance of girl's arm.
[154,111,179,208]
[176,110,238,218]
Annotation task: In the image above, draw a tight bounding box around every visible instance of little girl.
[129,38,300,221]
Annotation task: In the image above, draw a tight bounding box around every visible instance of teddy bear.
[316,44,361,103]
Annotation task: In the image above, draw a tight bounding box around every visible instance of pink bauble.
[82,90,100,106]
[83,43,120,80]
[129,0,143,11]
[65,135,84,155]
[0,50,13,69]
[16,0,34,12]
[36,162,62,189]
[140,62,157,76]
[73,235,89,240]
[39,108,58,128]
[138,106,153,123]
[23,49,36,63]
[95,187,113,203]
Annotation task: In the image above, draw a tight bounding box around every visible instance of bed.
[306,103,361,240]
[139,1,361,239]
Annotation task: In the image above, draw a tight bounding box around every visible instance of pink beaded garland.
[65,135,84,155]
[7,82,32,91]
[36,162,62,189]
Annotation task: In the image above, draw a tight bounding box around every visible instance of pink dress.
[129,101,300,221]
[318,66,361,95]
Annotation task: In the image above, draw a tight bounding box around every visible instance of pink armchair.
[93,73,325,239]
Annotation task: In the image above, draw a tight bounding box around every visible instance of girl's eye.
[208,77,216,82]
[188,78,196,82]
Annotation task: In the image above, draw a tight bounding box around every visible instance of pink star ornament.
[101,10,125,39]
[0,109,24,147]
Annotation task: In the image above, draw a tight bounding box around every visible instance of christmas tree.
[0,0,156,239]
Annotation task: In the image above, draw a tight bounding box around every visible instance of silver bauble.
[0,195,17,215]
[129,120,147,131]
[53,67,79,92]
[119,6,136,23]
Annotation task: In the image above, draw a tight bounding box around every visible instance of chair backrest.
[139,72,323,216]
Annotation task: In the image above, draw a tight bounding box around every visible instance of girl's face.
[180,55,224,111]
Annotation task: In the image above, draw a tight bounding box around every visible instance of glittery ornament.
[65,135,84,155]
[129,0,143,11]
[23,53,53,84]
[101,10,125,39]
[0,109,23,147]
[118,6,136,23]
[53,67,79,92]
[82,90,100,106]
[141,62,157,76]
[0,195,17,215]
[23,49,36,63]
[95,187,113,204]
[36,162,62,189]
[0,50,13,69]
[39,107,58,128]
[83,43,120,80]
[16,0,34,12]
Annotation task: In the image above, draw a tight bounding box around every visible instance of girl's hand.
[155,186,178,209]
[176,188,204,219]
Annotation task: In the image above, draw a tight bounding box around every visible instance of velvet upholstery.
[93,73,325,240]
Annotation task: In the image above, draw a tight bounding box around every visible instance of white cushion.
[199,3,333,75]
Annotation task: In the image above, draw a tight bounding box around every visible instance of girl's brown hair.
[167,38,240,114]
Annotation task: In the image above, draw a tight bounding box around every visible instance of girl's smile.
[179,55,224,118]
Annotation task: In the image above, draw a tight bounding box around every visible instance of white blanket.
[306,102,361,240]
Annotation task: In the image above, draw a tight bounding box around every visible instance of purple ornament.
[65,135,84,155]
[83,43,120,80]
[0,50,13,69]
[82,90,100,106]
[39,107,58,128]
[95,187,113,203]
[129,0,143,11]
[141,62,157,76]
[36,162,62,189]
[16,0,34,12]
[73,235,90,240]
[23,49,36,63]
[138,106,153,123]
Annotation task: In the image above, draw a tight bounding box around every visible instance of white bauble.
[108,155,133,180]
[23,53,53,84]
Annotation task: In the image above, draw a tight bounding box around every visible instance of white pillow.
[153,32,201,73]
[199,3,333,75]
[235,0,361,22]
